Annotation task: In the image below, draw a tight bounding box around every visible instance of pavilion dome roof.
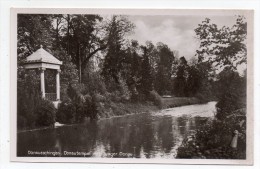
[24,46,62,65]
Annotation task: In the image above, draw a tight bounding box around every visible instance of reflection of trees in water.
[95,113,156,158]
[157,117,174,153]
[17,112,210,158]
[176,116,189,135]
[193,116,208,128]
[96,115,140,156]
[55,121,98,156]
[171,117,181,136]
[82,121,98,154]
[188,118,196,130]
[139,115,155,158]
[99,120,122,154]
[18,128,60,156]
[18,121,100,157]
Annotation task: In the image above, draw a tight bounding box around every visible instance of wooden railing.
[45,93,57,101]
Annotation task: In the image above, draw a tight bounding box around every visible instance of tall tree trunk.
[66,14,70,54]
[56,18,59,48]
[79,45,82,83]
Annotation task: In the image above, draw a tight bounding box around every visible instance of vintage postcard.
[10,8,254,164]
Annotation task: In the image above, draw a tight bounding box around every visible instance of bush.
[215,68,246,120]
[75,102,85,123]
[82,64,107,95]
[57,94,99,124]
[17,70,40,130]
[56,100,76,124]
[148,90,163,108]
[89,96,98,120]
[17,79,56,129]
[176,109,246,159]
[34,99,56,127]
[118,74,131,101]
[103,74,131,103]
[17,115,29,130]
[94,93,106,102]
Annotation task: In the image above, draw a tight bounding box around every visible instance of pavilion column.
[56,69,61,101]
[40,68,46,98]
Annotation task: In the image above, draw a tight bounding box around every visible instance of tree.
[18,14,54,61]
[52,14,66,49]
[102,15,135,83]
[215,67,246,120]
[123,40,142,99]
[139,46,153,94]
[82,60,106,95]
[184,59,215,100]
[173,56,188,96]
[145,41,159,78]
[195,16,247,69]
[186,64,200,96]
[61,14,106,83]
[154,43,175,95]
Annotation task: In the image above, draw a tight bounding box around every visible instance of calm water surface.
[17,102,216,158]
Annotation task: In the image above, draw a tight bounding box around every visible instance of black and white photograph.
[10,8,253,164]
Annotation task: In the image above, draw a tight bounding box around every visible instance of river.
[17,101,217,158]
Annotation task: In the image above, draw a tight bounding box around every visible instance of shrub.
[34,99,56,127]
[118,74,131,101]
[56,100,76,124]
[195,93,208,103]
[89,96,98,120]
[75,102,85,123]
[94,93,106,102]
[148,90,163,108]
[103,74,131,102]
[80,95,98,120]
[82,64,107,95]
[17,70,40,130]
[17,115,29,130]
[215,68,246,120]
[176,109,246,159]
[57,94,99,124]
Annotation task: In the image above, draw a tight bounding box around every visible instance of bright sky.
[127,15,238,60]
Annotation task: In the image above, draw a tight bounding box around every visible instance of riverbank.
[97,96,205,119]
[96,102,159,119]
[161,97,205,108]
[18,96,205,133]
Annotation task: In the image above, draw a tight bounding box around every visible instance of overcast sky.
[127,15,238,60]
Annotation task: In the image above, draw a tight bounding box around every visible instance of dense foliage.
[34,99,56,127]
[17,78,56,130]
[215,68,246,120]
[195,16,247,68]
[56,100,76,124]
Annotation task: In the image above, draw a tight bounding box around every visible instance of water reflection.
[17,102,216,158]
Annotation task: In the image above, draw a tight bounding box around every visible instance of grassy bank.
[97,96,205,119]
[161,97,204,108]
[97,102,159,119]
